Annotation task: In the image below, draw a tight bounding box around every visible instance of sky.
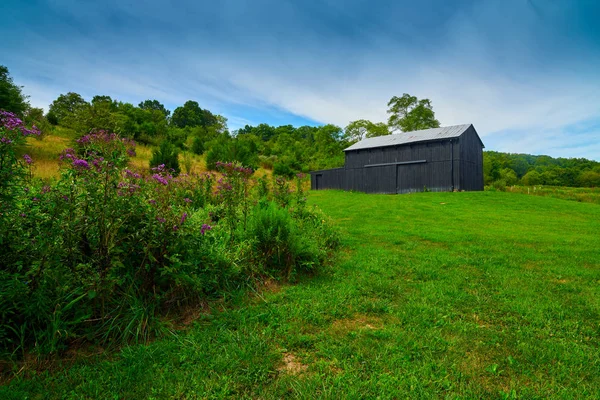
[1,0,599,160]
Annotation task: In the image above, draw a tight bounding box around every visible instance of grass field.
[504,185,600,205]
[2,190,599,399]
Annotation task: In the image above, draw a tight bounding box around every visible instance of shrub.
[273,161,295,178]
[191,136,204,155]
[0,125,339,358]
[150,140,181,175]
[491,179,507,192]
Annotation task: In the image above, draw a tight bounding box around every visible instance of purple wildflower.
[20,213,26,218]
[32,197,39,202]
[149,199,157,205]
[156,216,166,224]
[23,154,32,164]
[184,197,192,203]
[180,212,188,225]
[0,137,12,144]
[152,174,168,185]
[72,159,90,169]
[41,185,51,194]
[200,224,212,235]
[59,148,76,161]
[173,225,179,231]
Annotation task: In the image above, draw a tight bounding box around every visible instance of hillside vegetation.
[4,190,599,398]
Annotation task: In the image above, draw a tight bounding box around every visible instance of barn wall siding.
[310,126,484,194]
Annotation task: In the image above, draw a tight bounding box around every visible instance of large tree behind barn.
[311,124,484,194]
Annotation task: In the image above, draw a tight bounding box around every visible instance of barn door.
[396,164,418,194]
[315,174,322,190]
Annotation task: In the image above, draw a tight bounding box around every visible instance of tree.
[578,170,600,187]
[387,93,440,132]
[521,170,541,186]
[171,100,217,128]
[0,65,29,115]
[48,92,89,125]
[500,168,518,186]
[139,99,170,117]
[24,107,52,135]
[344,119,389,143]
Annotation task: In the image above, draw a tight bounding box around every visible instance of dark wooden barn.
[310,124,484,194]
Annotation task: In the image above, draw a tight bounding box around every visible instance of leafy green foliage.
[171,100,217,128]
[205,135,259,171]
[0,66,29,116]
[138,99,170,117]
[484,151,600,188]
[0,127,337,359]
[48,92,89,126]
[387,93,440,132]
[343,119,389,143]
[150,140,181,175]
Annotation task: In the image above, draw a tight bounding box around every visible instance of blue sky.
[2,0,599,160]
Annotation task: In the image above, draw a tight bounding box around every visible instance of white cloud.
[8,0,600,160]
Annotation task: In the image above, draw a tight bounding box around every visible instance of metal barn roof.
[344,124,473,152]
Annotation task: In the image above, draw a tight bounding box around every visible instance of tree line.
[1,64,598,186]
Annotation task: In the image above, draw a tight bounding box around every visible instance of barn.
[310,124,484,194]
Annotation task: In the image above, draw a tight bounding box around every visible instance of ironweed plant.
[0,118,338,359]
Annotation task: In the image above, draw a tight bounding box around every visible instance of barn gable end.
[310,124,484,194]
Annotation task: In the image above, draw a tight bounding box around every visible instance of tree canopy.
[48,92,89,125]
[344,119,389,143]
[0,65,29,116]
[387,93,440,132]
[171,100,218,128]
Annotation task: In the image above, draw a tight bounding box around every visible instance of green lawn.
[3,191,599,399]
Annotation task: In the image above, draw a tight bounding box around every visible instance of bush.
[191,136,204,155]
[0,124,339,358]
[273,161,295,178]
[150,140,181,175]
[491,179,507,191]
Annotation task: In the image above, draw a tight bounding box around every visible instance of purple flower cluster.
[0,110,41,136]
[23,154,32,165]
[152,174,169,185]
[60,148,76,161]
[117,181,141,196]
[180,212,188,224]
[0,110,41,149]
[72,159,90,170]
[216,177,233,193]
[200,224,212,235]
[91,157,105,171]
[76,130,136,158]
[215,161,253,177]
[124,169,142,179]
[156,216,166,224]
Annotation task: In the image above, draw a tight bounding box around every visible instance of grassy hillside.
[3,191,599,398]
[22,130,277,179]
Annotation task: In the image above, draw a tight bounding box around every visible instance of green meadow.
[3,190,599,399]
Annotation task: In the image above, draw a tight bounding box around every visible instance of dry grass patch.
[330,314,384,336]
[278,353,308,375]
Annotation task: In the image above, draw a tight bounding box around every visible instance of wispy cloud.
[3,0,599,159]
